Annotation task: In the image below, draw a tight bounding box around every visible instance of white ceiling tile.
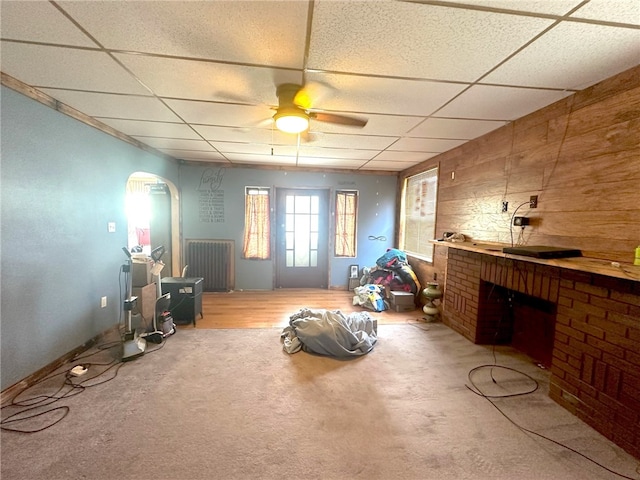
[441,0,584,15]
[99,119,201,139]
[133,137,215,151]
[301,133,396,150]
[308,1,553,82]
[114,53,302,104]
[310,112,425,136]
[388,137,466,152]
[570,0,640,25]
[159,149,227,162]
[409,118,508,139]
[223,153,298,166]
[436,85,572,120]
[0,42,148,94]
[211,142,297,157]
[305,72,468,117]
[296,147,375,160]
[163,99,275,128]
[39,89,181,122]
[374,151,439,162]
[362,160,415,171]
[296,157,369,169]
[59,0,309,67]
[483,22,640,89]
[0,1,96,46]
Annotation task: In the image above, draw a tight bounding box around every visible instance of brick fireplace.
[442,246,640,459]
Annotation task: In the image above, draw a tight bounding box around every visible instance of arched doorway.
[126,172,181,276]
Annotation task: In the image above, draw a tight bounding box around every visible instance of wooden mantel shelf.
[431,240,640,283]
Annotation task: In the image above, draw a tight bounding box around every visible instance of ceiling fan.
[273,83,368,134]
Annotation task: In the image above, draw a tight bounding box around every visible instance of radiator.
[185,239,235,292]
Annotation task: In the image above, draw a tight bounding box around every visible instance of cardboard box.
[132,260,153,287]
[389,291,415,306]
[132,282,157,325]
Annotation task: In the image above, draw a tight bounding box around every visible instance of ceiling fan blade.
[310,112,368,128]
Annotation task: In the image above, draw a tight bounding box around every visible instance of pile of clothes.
[353,248,421,312]
[281,308,377,357]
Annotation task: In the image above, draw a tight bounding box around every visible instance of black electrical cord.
[509,201,530,247]
[1,339,126,433]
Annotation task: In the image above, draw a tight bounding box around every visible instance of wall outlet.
[101,296,107,308]
[502,201,508,212]
[530,195,538,208]
[107,222,116,233]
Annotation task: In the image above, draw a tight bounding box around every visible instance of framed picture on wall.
[349,265,359,279]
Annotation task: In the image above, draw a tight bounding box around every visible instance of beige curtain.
[243,192,271,259]
[335,191,357,257]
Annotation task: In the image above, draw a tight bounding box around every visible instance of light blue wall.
[0,87,179,390]
[178,165,398,290]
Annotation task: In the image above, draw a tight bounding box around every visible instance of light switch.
[108,222,116,233]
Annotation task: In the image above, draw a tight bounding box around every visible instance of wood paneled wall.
[400,65,640,287]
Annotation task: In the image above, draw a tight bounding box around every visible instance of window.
[335,190,358,257]
[243,187,271,259]
[399,167,438,262]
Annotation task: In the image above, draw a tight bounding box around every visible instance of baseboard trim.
[1,325,120,405]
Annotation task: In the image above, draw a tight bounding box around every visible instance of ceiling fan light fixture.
[274,107,309,134]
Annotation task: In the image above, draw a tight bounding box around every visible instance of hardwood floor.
[189,288,426,329]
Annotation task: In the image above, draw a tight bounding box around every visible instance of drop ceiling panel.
[309,113,425,136]
[0,43,148,94]
[159,149,227,162]
[571,0,640,26]
[296,147,376,160]
[133,137,215,151]
[0,1,96,47]
[308,1,554,81]
[409,118,508,139]
[59,0,310,67]
[296,157,369,169]
[98,119,201,139]
[441,0,584,15]
[223,153,298,166]
[304,72,468,117]
[163,99,275,128]
[211,142,297,157]
[437,85,572,120]
[374,151,438,163]
[298,133,396,150]
[483,22,640,89]
[364,160,418,171]
[114,53,302,104]
[39,89,181,122]
[388,137,467,153]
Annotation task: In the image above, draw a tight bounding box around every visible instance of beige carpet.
[1,323,639,480]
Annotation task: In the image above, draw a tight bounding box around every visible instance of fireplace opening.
[478,281,556,368]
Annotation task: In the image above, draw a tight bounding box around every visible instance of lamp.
[274,107,309,134]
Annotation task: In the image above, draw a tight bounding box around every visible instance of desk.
[161,277,203,326]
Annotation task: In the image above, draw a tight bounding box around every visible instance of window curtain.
[335,191,357,257]
[243,191,271,259]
